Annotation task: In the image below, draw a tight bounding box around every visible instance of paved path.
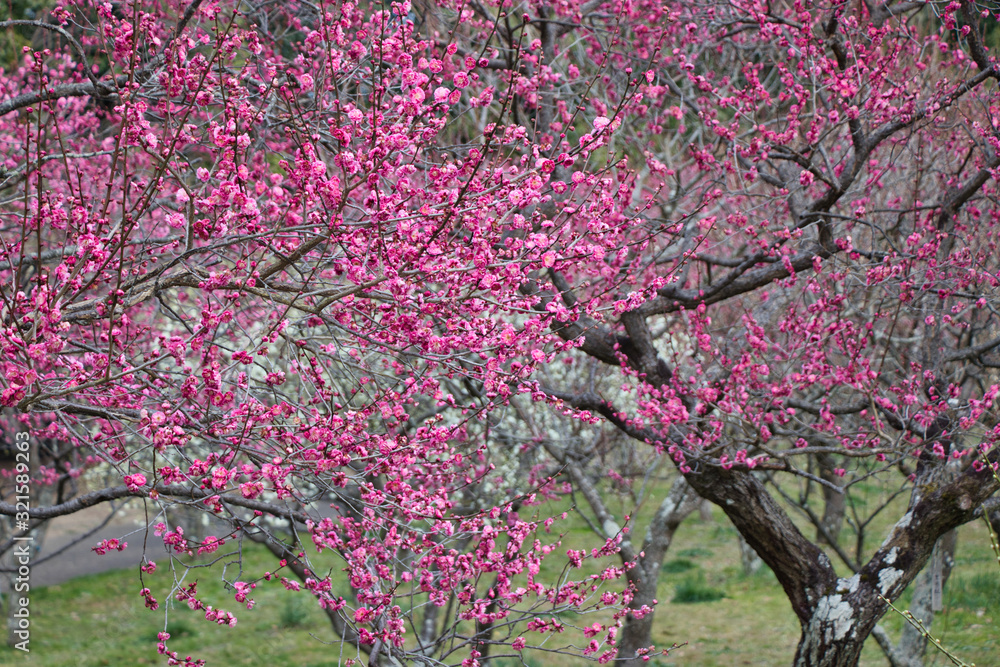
[4,505,149,590]
[4,499,337,590]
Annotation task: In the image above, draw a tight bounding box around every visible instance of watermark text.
[11,430,32,652]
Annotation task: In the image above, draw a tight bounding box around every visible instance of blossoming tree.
[1,0,999,665]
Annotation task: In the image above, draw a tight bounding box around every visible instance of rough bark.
[681,466,837,626]
[790,465,996,667]
[554,390,998,666]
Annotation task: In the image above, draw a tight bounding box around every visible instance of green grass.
[661,558,697,574]
[675,547,713,559]
[140,618,196,643]
[278,593,312,628]
[946,571,1000,612]
[0,545,341,667]
[672,572,726,604]
[0,477,996,667]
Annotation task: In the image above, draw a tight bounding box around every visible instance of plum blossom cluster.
[92,538,127,555]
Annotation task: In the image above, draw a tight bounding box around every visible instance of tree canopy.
[1,1,1000,665]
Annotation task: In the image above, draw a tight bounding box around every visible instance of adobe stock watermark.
[11,430,32,652]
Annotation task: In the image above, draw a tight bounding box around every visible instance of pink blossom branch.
[0,484,313,524]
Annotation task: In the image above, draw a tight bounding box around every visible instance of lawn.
[0,485,996,667]
[0,541,349,667]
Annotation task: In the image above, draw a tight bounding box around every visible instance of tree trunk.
[616,584,658,667]
[698,498,714,522]
[794,602,869,667]
[816,454,846,547]
[615,477,701,666]
[675,459,998,667]
[681,467,836,623]
[738,533,762,576]
[557,303,1000,666]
